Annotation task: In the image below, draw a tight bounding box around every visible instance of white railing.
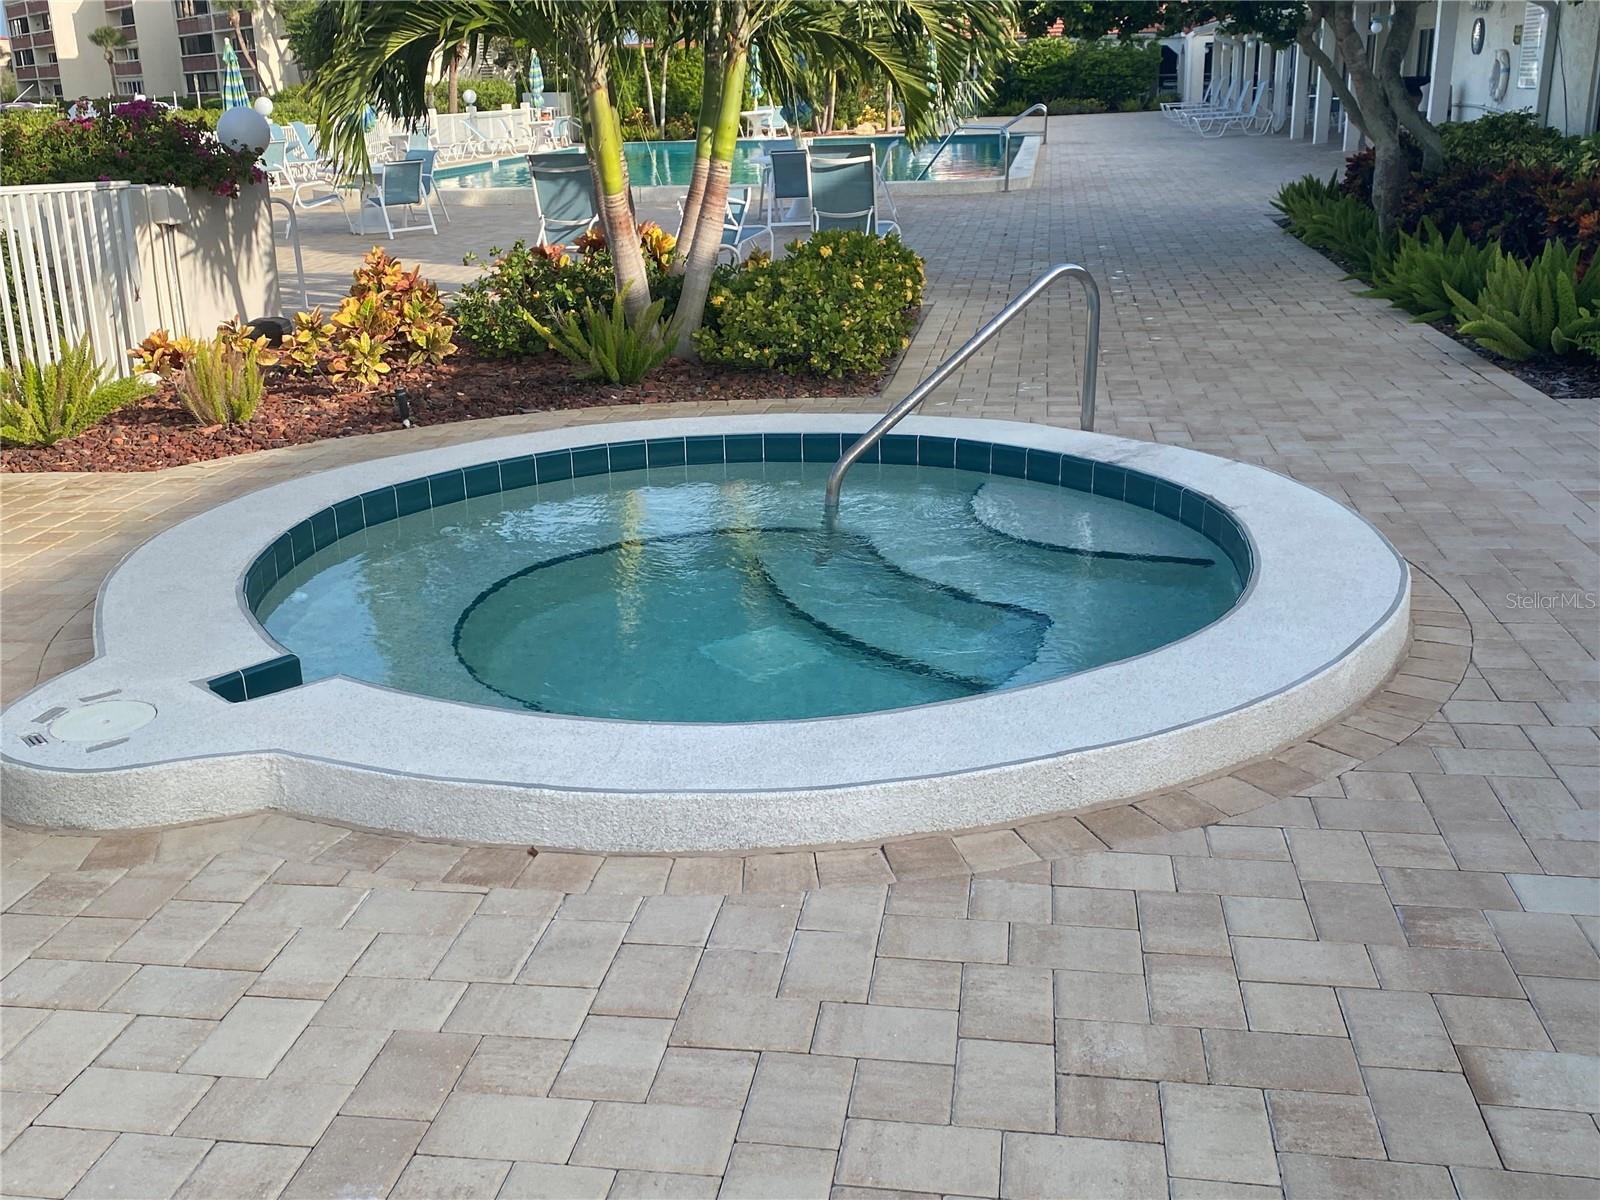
[0,181,149,377]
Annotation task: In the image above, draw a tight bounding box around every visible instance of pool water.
[260,463,1241,723]
[435,133,1022,189]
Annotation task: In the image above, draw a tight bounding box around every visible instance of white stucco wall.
[1439,0,1598,133]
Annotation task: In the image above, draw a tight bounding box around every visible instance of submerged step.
[753,530,1049,689]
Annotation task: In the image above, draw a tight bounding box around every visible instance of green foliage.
[1361,220,1498,323]
[695,231,924,378]
[1273,176,1389,281]
[428,76,520,113]
[1439,110,1591,172]
[1445,242,1600,361]
[1048,98,1108,115]
[176,338,264,424]
[453,242,623,357]
[264,83,318,125]
[325,247,456,386]
[0,100,262,195]
[531,291,675,384]
[994,38,1159,111]
[278,0,337,80]
[0,337,153,447]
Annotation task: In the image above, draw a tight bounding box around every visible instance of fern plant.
[1444,241,1600,360]
[1270,172,1342,231]
[176,338,265,425]
[531,292,674,385]
[1297,195,1390,282]
[0,336,153,447]
[1362,220,1499,323]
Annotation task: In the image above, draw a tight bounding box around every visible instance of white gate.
[0,181,152,377]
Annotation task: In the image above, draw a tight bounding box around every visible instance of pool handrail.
[913,103,1049,185]
[824,262,1100,516]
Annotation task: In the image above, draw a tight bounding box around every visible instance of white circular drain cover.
[48,700,157,743]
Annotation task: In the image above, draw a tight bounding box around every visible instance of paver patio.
[2,113,1598,1198]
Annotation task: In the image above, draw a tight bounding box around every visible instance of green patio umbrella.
[749,44,764,102]
[220,38,250,109]
[527,50,544,104]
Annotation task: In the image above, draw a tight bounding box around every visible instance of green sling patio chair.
[809,141,899,234]
[527,151,599,249]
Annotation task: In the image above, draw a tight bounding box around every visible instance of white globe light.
[1369,16,1383,32]
[462,89,477,106]
[253,95,274,117]
[216,105,271,154]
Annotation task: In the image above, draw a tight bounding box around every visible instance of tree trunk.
[448,44,461,114]
[885,81,894,130]
[641,44,658,129]
[659,43,671,129]
[672,11,723,275]
[824,72,837,133]
[673,35,750,357]
[1370,137,1410,236]
[582,49,652,323]
[231,11,258,73]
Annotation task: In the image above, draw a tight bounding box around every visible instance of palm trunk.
[673,36,749,357]
[672,14,723,275]
[231,11,258,74]
[823,72,837,133]
[659,43,671,130]
[448,44,461,114]
[641,45,658,129]
[583,53,652,324]
[884,81,893,130]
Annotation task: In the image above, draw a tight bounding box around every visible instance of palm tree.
[212,0,259,75]
[671,1,1017,355]
[309,0,655,323]
[87,26,127,93]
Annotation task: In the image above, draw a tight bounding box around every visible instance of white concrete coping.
[0,415,1409,852]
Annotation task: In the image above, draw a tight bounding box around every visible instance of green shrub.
[695,231,924,377]
[1445,241,1600,361]
[1439,110,1588,171]
[0,99,261,195]
[176,338,265,424]
[428,76,521,112]
[1047,98,1108,116]
[1361,220,1498,322]
[452,242,631,357]
[995,38,1158,111]
[532,291,675,383]
[0,336,154,447]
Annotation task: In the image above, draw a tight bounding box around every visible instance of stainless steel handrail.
[914,103,1050,183]
[824,263,1100,516]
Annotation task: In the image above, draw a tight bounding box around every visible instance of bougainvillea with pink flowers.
[0,101,264,197]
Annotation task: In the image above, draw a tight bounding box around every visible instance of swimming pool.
[435,133,1023,189]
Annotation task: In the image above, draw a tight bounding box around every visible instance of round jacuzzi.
[0,415,1409,852]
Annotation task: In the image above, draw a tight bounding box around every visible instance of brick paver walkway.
[3,114,1598,1198]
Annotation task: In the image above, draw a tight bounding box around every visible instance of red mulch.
[2,354,881,473]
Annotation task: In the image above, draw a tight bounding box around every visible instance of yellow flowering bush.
[693,231,924,377]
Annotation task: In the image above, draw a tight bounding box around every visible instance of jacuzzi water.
[259,463,1243,723]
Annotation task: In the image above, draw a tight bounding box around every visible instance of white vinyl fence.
[1,180,280,378]
[0,181,149,377]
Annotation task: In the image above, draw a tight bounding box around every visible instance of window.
[7,16,27,37]
[118,8,136,26]
[114,47,140,62]
[175,0,211,16]
[116,78,145,96]
[1415,28,1435,77]
[180,33,216,56]
[186,71,220,96]
[13,48,35,67]
[1517,2,1545,90]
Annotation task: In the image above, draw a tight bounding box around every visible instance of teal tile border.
[239,431,1255,651]
[207,653,302,704]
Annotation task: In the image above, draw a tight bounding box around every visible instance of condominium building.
[4,0,298,104]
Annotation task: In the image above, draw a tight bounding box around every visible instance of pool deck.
[2,114,1597,1198]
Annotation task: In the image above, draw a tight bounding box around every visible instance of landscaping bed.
[1,353,879,473]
